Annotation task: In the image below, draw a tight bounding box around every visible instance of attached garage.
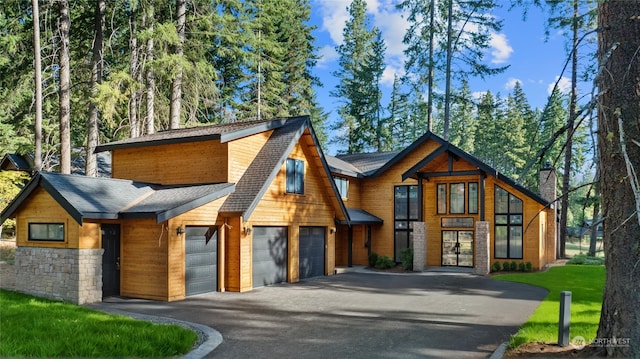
[185,226,218,296]
[252,226,288,288]
[299,227,325,279]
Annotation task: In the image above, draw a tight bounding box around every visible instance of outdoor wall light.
[330,227,336,234]
[244,227,252,235]
[176,227,185,236]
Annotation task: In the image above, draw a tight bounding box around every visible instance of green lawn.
[493,265,605,348]
[0,289,198,357]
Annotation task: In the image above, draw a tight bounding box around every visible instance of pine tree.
[474,91,499,168]
[448,80,475,153]
[387,74,410,151]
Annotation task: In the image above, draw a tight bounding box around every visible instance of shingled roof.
[95,117,304,152]
[0,172,234,224]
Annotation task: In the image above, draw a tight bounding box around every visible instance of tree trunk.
[558,0,580,259]
[58,0,71,174]
[86,0,105,177]
[596,0,640,356]
[129,7,140,138]
[32,0,43,172]
[145,2,155,135]
[443,0,453,141]
[169,0,186,130]
[426,0,435,132]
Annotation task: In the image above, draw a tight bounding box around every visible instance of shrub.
[375,255,394,269]
[492,262,502,272]
[368,252,378,268]
[503,261,511,271]
[510,261,517,271]
[525,262,532,272]
[400,248,413,271]
[518,262,526,272]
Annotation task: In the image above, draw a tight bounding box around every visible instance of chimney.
[540,162,558,262]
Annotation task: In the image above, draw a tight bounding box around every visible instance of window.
[28,223,65,242]
[437,184,447,214]
[394,185,419,262]
[468,182,478,214]
[450,183,465,214]
[286,158,304,194]
[494,186,523,259]
[334,176,348,199]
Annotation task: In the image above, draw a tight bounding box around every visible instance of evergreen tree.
[387,74,410,151]
[331,0,383,154]
[474,91,499,168]
[448,80,475,153]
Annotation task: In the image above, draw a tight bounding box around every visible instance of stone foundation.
[413,222,426,271]
[475,221,490,275]
[14,247,104,304]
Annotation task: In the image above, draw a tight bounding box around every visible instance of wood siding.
[111,139,229,184]
[227,130,273,183]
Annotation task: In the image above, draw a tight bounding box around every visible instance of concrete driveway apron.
[95,271,547,359]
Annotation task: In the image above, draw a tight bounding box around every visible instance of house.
[327,132,557,272]
[1,116,557,305]
[1,116,348,304]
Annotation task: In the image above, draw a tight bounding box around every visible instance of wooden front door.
[101,224,121,297]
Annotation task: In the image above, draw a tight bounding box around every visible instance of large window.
[438,182,478,215]
[334,176,348,199]
[28,223,65,242]
[494,186,523,259]
[394,185,419,262]
[450,183,465,214]
[286,158,304,194]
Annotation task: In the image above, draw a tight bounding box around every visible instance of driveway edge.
[89,307,222,359]
[489,342,508,359]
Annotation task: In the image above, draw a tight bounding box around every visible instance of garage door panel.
[299,226,325,279]
[185,226,217,296]
[253,227,288,288]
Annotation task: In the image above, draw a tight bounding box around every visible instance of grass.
[493,265,605,348]
[0,289,198,357]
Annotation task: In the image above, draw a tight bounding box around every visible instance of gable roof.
[94,117,307,153]
[1,153,33,171]
[0,172,234,224]
[219,116,350,223]
[329,131,550,206]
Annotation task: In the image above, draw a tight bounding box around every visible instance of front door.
[101,224,121,297]
[442,230,474,267]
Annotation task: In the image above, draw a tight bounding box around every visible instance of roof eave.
[155,184,236,223]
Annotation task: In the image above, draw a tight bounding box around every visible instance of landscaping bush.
[510,261,517,271]
[525,262,532,272]
[368,252,378,267]
[567,254,604,266]
[375,255,394,269]
[503,261,511,271]
[400,248,413,271]
[518,262,526,272]
[492,261,502,272]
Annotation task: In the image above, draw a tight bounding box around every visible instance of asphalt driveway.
[93,271,547,358]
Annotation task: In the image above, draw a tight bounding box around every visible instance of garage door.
[185,226,217,296]
[253,226,288,288]
[299,227,325,279]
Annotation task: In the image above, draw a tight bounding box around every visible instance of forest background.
[0,0,598,244]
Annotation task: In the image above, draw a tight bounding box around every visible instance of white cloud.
[489,32,513,64]
[316,0,351,45]
[317,45,339,68]
[505,78,522,90]
[548,76,571,95]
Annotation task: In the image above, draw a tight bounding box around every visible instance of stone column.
[540,164,558,263]
[413,222,426,271]
[475,221,490,275]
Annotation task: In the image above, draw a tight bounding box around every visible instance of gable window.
[334,176,348,199]
[494,186,523,259]
[450,183,465,214]
[29,223,65,242]
[286,158,304,194]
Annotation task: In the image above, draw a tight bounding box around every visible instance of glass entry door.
[442,230,474,267]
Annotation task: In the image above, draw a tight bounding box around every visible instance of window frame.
[285,158,305,195]
[28,223,65,242]
[494,185,524,259]
[394,185,419,262]
[333,176,349,199]
[437,183,447,214]
[449,183,465,214]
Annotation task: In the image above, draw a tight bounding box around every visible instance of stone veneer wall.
[14,247,104,304]
[475,221,490,275]
[413,222,426,271]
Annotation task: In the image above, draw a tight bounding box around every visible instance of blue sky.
[307,0,582,154]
